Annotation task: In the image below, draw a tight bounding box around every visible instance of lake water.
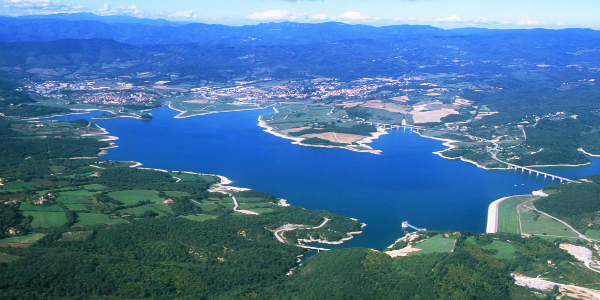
[56,106,600,250]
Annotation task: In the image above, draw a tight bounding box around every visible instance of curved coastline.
[257,111,386,155]
[167,101,271,119]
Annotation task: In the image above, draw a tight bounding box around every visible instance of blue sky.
[1,0,599,29]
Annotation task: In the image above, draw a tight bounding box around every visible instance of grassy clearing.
[118,204,166,216]
[238,203,273,209]
[24,211,68,228]
[584,230,600,240]
[19,202,64,212]
[165,191,189,198]
[497,195,538,234]
[483,240,516,260]
[108,190,164,205]
[1,233,46,244]
[520,210,580,238]
[0,181,34,191]
[412,235,456,255]
[194,203,218,211]
[236,197,269,203]
[0,253,21,262]
[76,213,127,226]
[263,104,334,130]
[83,184,108,191]
[238,203,274,213]
[63,203,89,211]
[246,208,274,214]
[182,214,218,222]
[58,231,93,242]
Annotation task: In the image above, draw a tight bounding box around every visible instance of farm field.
[164,191,189,198]
[412,235,456,255]
[0,181,34,191]
[83,184,109,191]
[1,233,46,244]
[108,190,164,205]
[76,213,128,226]
[118,204,167,216]
[24,211,68,228]
[19,202,64,212]
[182,214,218,222]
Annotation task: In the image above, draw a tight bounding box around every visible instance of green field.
[262,104,335,130]
[76,213,128,226]
[63,203,89,211]
[497,195,539,234]
[19,202,65,212]
[584,230,600,240]
[412,235,456,255]
[57,190,97,204]
[182,214,218,222]
[108,190,164,205]
[519,210,580,238]
[165,191,190,198]
[169,99,264,118]
[193,203,218,211]
[118,204,167,216]
[58,231,94,242]
[236,197,269,203]
[0,253,21,262]
[170,172,219,184]
[0,181,34,191]
[238,203,274,213]
[83,184,109,191]
[1,233,46,244]
[482,240,516,260]
[24,211,68,228]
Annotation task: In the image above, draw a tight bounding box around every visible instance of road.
[231,195,259,215]
[273,218,331,251]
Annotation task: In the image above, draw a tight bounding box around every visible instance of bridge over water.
[356,121,577,183]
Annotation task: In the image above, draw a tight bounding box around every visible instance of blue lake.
[57,106,600,250]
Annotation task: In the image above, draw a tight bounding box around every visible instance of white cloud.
[0,0,84,15]
[97,3,143,16]
[336,11,372,21]
[340,11,371,20]
[516,19,546,26]
[557,22,568,26]
[169,10,198,19]
[473,18,494,24]
[310,13,328,20]
[246,9,291,20]
[433,14,462,23]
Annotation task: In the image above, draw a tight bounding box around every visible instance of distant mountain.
[7,13,183,26]
[2,14,600,80]
[0,15,445,45]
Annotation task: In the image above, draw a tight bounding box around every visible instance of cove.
[56,106,600,250]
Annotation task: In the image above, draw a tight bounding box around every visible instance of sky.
[1,0,600,29]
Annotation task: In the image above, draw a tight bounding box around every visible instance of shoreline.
[579,148,600,157]
[122,160,251,191]
[424,133,507,170]
[257,108,385,155]
[525,162,592,168]
[297,223,367,245]
[167,101,271,119]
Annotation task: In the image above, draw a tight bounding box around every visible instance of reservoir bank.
[52,106,600,250]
